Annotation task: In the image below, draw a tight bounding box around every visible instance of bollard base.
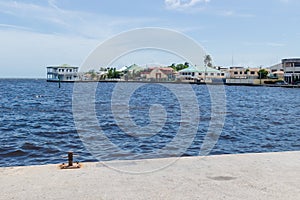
[59,162,82,169]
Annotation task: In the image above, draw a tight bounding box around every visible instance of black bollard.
[68,152,73,167]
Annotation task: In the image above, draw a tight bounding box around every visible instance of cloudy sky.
[0,0,299,78]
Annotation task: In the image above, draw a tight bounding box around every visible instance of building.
[283,58,300,84]
[178,65,225,83]
[123,64,144,81]
[140,67,175,81]
[227,67,263,79]
[267,63,284,79]
[47,64,79,82]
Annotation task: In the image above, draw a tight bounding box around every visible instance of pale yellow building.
[227,67,268,79]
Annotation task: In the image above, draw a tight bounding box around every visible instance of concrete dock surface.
[1,151,300,200]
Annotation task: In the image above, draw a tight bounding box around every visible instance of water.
[0,79,299,167]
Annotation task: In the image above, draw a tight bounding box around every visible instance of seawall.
[1,151,300,200]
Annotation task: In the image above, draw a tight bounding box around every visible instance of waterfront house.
[268,63,284,79]
[227,67,264,79]
[225,67,271,85]
[282,58,300,84]
[140,67,175,81]
[123,64,144,81]
[178,65,225,83]
[47,64,79,82]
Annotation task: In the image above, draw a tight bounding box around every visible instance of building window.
[211,73,214,76]
[199,73,202,76]
[205,73,208,76]
[250,71,255,75]
[240,71,243,74]
[234,72,238,75]
[295,63,300,67]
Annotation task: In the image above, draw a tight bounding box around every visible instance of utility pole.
[259,65,262,85]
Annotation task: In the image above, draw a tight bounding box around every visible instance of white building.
[47,64,79,82]
[178,65,225,83]
[267,63,284,79]
[282,58,300,84]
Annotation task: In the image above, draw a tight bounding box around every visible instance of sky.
[0,0,299,78]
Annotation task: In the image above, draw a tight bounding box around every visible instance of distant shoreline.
[1,78,299,88]
[47,79,300,88]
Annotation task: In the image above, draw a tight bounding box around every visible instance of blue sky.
[0,0,299,78]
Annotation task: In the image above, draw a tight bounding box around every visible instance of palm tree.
[204,55,212,82]
[204,55,212,67]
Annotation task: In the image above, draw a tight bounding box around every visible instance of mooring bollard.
[68,152,73,167]
[59,152,81,169]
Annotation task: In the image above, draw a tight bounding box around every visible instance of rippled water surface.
[0,79,299,167]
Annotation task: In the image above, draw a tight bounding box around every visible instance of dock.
[1,151,300,199]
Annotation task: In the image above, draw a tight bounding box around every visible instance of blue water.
[0,79,299,167]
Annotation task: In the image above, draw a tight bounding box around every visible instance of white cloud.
[0,1,161,77]
[243,41,285,47]
[0,29,98,78]
[0,23,33,31]
[220,10,255,18]
[266,42,285,47]
[165,0,210,11]
[279,0,290,3]
[0,0,157,39]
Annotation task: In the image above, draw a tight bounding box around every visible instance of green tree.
[258,69,268,79]
[107,68,120,79]
[87,69,97,79]
[204,55,212,81]
[170,62,189,71]
[184,62,190,68]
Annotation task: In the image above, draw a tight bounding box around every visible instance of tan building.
[227,67,266,79]
[140,67,175,81]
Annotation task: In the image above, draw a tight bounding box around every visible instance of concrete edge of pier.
[1,151,300,200]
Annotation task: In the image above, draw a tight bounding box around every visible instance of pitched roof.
[179,65,221,73]
[126,64,143,72]
[47,64,78,69]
